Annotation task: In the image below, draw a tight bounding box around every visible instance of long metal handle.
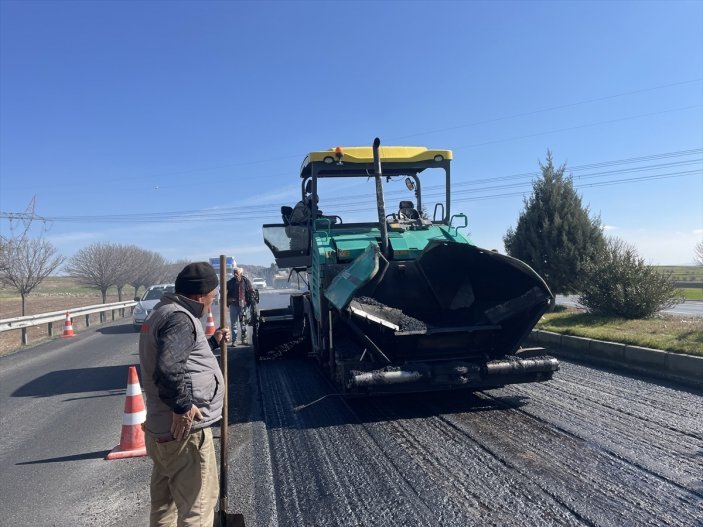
[218,255,229,514]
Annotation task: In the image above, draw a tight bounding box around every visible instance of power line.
[3,147,701,222]
[327,169,702,214]
[4,165,699,224]
[452,148,703,187]
[2,80,700,192]
[453,105,702,151]
[388,78,703,141]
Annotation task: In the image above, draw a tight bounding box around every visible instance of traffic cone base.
[62,311,75,338]
[106,366,147,460]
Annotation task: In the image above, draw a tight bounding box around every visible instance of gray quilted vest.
[139,294,224,438]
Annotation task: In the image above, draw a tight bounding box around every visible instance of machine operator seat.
[398,200,420,221]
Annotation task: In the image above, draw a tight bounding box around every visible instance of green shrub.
[578,237,679,318]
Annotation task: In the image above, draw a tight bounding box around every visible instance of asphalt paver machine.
[254,138,559,394]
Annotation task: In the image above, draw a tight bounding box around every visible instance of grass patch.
[680,287,703,301]
[537,309,703,356]
[0,276,137,300]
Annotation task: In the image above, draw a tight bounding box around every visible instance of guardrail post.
[48,322,54,337]
[21,328,28,346]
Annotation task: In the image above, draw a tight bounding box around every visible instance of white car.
[252,278,267,289]
[133,283,174,330]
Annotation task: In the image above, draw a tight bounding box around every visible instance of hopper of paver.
[326,240,558,392]
[350,240,552,358]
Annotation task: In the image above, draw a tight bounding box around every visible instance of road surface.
[1,288,701,526]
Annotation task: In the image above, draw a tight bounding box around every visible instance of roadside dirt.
[0,292,128,356]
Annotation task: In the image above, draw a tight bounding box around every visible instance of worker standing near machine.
[226,267,255,344]
[139,261,230,526]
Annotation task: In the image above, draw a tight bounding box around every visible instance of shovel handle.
[219,256,229,508]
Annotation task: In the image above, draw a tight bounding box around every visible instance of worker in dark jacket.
[289,192,336,226]
[288,194,317,225]
[139,262,230,527]
[226,267,255,344]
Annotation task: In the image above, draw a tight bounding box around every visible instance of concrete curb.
[528,330,703,389]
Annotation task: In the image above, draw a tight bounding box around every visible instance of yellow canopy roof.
[302,145,452,169]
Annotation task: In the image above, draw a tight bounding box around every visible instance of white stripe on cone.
[123,410,147,426]
[126,383,142,396]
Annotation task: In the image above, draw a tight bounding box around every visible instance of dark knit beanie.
[175,262,219,295]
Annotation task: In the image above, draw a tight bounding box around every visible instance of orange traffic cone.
[62,311,75,338]
[106,365,147,460]
[204,309,216,336]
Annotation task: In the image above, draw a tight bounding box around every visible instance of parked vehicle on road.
[133,284,174,330]
[252,278,267,289]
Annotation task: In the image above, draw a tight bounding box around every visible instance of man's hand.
[170,406,203,441]
[214,327,230,345]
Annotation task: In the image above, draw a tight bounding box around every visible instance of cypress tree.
[503,151,604,294]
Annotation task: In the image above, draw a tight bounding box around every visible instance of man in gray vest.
[139,261,230,527]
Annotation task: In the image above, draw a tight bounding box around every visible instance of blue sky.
[1,0,701,267]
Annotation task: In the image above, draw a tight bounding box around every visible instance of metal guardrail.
[0,301,137,346]
[673,281,703,288]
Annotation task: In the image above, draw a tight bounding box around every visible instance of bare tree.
[0,197,64,317]
[0,235,65,316]
[112,244,138,302]
[64,242,123,303]
[127,247,150,299]
[695,240,703,266]
[146,253,172,286]
[163,259,191,283]
[129,248,167,298]
[0,235,9,275]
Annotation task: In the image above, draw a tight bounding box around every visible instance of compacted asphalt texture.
[243,353,702,527]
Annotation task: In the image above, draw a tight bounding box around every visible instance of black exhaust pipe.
[372,137,389,257]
